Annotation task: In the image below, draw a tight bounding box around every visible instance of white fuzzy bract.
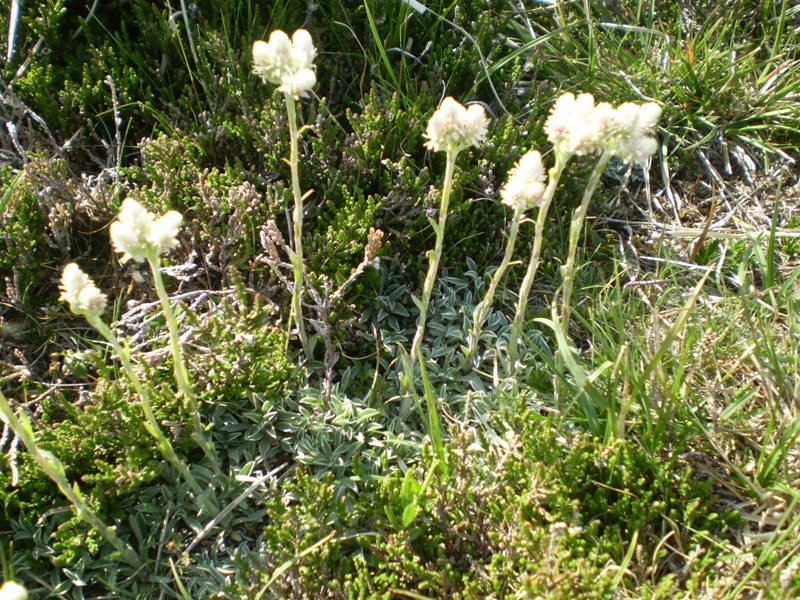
[424,97,488,154]
[544,92,603,157]
[606,101,662,164]
[110,198,182,263]
[59,263,107,317]
[501,150,547,210]
[252,29,317,99]
[148,211,183,256]
[544,92,662,164]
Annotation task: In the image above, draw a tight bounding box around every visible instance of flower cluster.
[424,97,488,155]
[110,198,183,264]
[500,150,547,210]
[544,92,661,164]
[252,29,317,98]
[606,101,662,164]
[59,263,107,317]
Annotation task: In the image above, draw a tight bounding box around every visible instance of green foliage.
[246,417,736,598]
[505,0,800,170]
[1,0,798,596]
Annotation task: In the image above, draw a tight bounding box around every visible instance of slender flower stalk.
[252,29,318,358]
[58,263,213,508]
[0,389,140,567]
[110,198,218,469]
[507,153,568,374]
[468,203,524,360]
[410,151,457,361]
[410,97,488,361]
[468,150,546,362]
[86,313,210,503]
[145,251,219,472]
[283,91,310,357]
[557,149,613,338]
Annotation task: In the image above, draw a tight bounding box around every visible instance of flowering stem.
[508,154,568,375]
[467,204,525,362]
[558,150,612,339]
[0,389,140,566]
[410,150,458,362]
[283,92,310,359]
[146,253,219,472]
[85,314,212,507]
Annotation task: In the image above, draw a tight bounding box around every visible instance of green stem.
[552,150,612,398]
[86,314,209,502]
[283,92,310,358]
[467,204,525,362]
[147,253,219,471]
[410,150,458,362]
[508,154,568,375]
[0,390,140,566]
[559,150,612,338]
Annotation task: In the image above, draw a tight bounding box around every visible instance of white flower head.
[59,263,107,317]
[0,581,28,600]
[148,211,183,256]
[607,101,662,164]
[424,97,488,155]
[110,198,183,263]
[501,150,547,210]
[252,29,317,98]
[544,92,606,157]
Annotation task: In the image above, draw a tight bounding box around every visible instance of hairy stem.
[508,154,568,375]
[558,150,612,337]
[468,203,525,362]
[87,314,210,505]
[147,253,219,471]
[283,92,310,358]
[410,150,458,362]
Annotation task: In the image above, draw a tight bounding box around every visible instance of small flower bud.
[364,227,384,261]
[545,92,604,157]
[148,211,183,256]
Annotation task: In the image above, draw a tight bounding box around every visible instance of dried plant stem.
[508,155,568,374]
[410,150,458,362]
[283,92,310,358]
[147,253,219,472]
[468,203,525,362]
[0,390,140,567]
[86,314,210,505]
